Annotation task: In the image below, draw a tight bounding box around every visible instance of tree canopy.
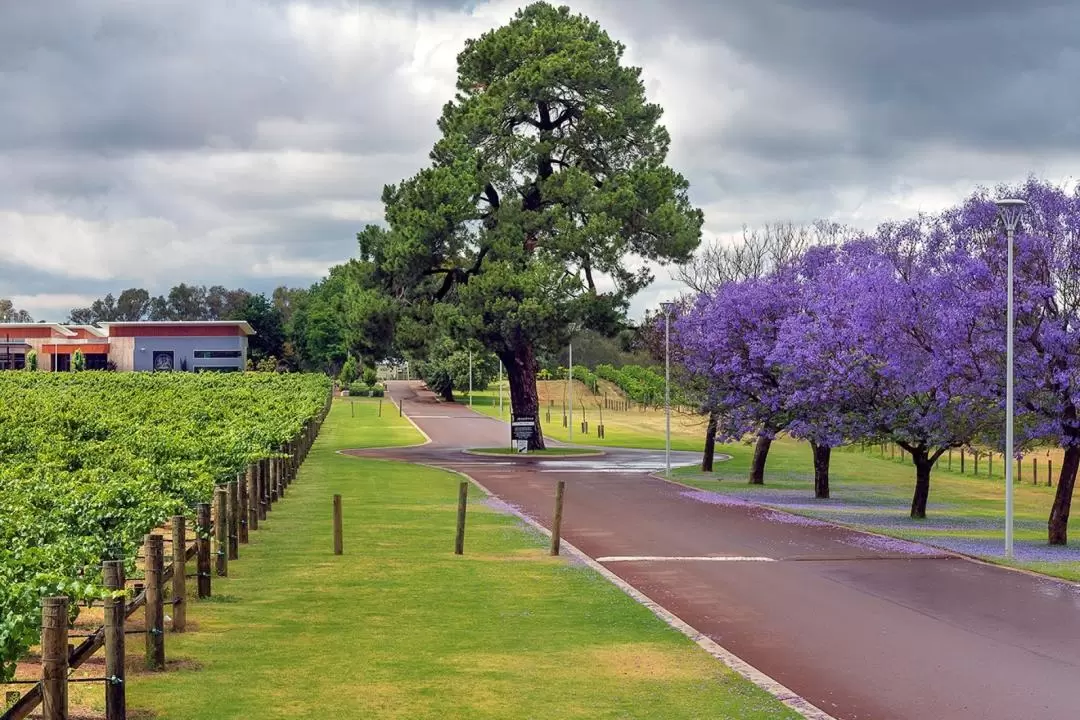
[358,2,702,447]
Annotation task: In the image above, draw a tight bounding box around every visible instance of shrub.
[362,366,379,387]
[25,350,36,371]
[348,382,384,397]
[339,356,359,385]
[72,349,86,372]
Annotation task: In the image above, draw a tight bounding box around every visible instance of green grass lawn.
[465,389,707,451]
[122,398,800,719]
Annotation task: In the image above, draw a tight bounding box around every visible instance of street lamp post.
[660,302,676,477]
[996,198,1027,560]
[568,342,573,442]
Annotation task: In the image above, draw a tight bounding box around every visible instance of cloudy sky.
[2,0,1078,322]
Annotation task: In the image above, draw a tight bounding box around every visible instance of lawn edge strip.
[655,471,1080,588]
[461,448,606,458]
[412,460,837,720]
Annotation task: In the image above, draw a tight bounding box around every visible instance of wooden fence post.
[269,457,279,504]
[41,596,68,720]
[1049,459,1054,487]
[974,452,979,475]
[960,449,965,473]
[1034,458,1039,486]
[454,481,468,555]
[261,458,271,515]
[989,452,993,477]
[1018,457,1023,483]
[144,533,165,671]
[214,486,228,577]
[196,502,211,598]
[276,455,284,496]
[171,515,186,632]
[246,464,259,532]
[550,480,566,556]
[239,467,251,542]
[333,494,343,555]
[948,448,952,471]
[103,559,125,720]
[228,479,239,561]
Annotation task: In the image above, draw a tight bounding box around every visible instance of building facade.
[0,321,254,372]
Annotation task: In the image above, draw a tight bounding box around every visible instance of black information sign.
[511,415,536,453]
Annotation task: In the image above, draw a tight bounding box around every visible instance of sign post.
[511,415,536,454]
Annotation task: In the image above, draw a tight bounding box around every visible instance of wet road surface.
[349,382,1080,720]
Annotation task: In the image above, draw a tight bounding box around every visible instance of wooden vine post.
[196,502,212,598]
[103,559,126,720]
[246,464,259,533]
[261,458,271,515]
[214,486,228,577]
[227,479,239,561]
[144,533,166,671]
[40,596,68,720]
[171,515,187,632]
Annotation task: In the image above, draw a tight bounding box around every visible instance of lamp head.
[660,301,676,315]
[994,198,1027,234]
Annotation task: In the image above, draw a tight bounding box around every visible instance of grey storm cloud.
[1,0,1079,321]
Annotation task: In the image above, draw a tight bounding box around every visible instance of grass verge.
[673,436,1080,582]
[121,398,801,719]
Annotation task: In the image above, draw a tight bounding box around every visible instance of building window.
[54,354,71,372]
[85,353,109,371]
[0,353,24,370]
[152,351,175,371]
[194,365,240,373]
[193,350,243,359]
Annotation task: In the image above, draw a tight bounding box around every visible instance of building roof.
[0,321,256,336]
[0,323,77,336]
[99,320,257,335]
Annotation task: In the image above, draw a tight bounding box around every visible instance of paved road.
[356,382,1080,720]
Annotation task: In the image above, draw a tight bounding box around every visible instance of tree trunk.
[749,433,771,485]
[910,447,933,519]
[500,344,545,450]
[810,441,831,499]
[701,409,719,472]
[1048,443,1080,545]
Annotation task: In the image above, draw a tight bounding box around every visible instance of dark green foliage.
[362,367,379,387]
[355,2,702,445]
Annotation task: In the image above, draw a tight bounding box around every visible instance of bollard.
[960,449,965,474]
[399,400,403,417]
[41,596,69,720]
[948,448,952,471]
[103,559,126,720]
[214,486,228,577]
[1018,458,1023,483]
[228,479,239,561]
[974,452,979,475]
[454,481,468,555]
[1049,459,1054,487]
[1034,457,1038,486]
[379,397,383,417]
[240,467,251,542]
[550,480,566,556]
[989,452,993,477]
[144,533,165,671]
[333,494,343,555]
[171,515,186,632]
[196,502,212,598]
